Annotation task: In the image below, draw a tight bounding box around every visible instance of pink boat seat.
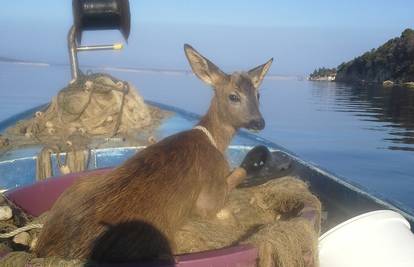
[4,169,258,267]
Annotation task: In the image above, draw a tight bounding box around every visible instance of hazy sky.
[1,1,413,75]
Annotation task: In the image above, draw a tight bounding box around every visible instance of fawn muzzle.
[246,117,265,131]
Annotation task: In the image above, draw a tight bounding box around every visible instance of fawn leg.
[195,168,247,218]
[226,167,247,191]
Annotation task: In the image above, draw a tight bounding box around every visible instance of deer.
[34,44,273,263]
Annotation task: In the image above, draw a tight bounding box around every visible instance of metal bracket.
[68,26,124,83]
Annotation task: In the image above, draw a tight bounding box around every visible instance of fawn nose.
[247,118,265,130]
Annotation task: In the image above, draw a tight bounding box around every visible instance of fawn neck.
[198,97,236,154]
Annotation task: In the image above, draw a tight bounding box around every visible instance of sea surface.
[1,62,414,214]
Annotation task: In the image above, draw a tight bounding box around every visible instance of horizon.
[0,1,413,76]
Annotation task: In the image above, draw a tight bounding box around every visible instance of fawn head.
[184,44,272,131]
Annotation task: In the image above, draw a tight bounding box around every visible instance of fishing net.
[0,176,321,267]
[176,176,321,267]
[0,73,169,180]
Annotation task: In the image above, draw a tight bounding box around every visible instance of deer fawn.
[34,44,273,262]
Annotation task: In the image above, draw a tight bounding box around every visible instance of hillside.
[335,29,414,83]
[308,67,336,81]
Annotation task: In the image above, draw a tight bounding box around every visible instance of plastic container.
[319,210,414,267]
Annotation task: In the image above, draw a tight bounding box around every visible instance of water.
[0,62,414,213]
[259,80,414,212]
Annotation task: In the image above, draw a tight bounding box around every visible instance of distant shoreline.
[0,57,301,81]
[309,29,414,86]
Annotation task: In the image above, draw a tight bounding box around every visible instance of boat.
[2,99,414,266]
[1,1,414,266]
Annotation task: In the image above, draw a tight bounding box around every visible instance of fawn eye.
[228,93,240,102]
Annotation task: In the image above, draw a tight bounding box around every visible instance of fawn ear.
[184,44,226,86]
[247,58,273,89]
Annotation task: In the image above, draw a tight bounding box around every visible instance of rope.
[57,75,130,137]
[193,126,217,149]
[58,85,96,123]
[0,223,43,239]
[111,82,129,137]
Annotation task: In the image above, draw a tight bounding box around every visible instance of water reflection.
[310,82,414,152]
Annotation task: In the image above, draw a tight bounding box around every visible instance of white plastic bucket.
[319,210,414,267]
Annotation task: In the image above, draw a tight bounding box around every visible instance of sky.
[0,1,413,76]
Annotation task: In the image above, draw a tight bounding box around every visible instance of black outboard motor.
[239,145,293,187]
[69,0,131,82]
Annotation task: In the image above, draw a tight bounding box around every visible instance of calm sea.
[1,62,414,213]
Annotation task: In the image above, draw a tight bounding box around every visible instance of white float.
[319,210,414,267]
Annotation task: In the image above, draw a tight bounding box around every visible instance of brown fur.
[34,44,273,262]
[34,131,228,260]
